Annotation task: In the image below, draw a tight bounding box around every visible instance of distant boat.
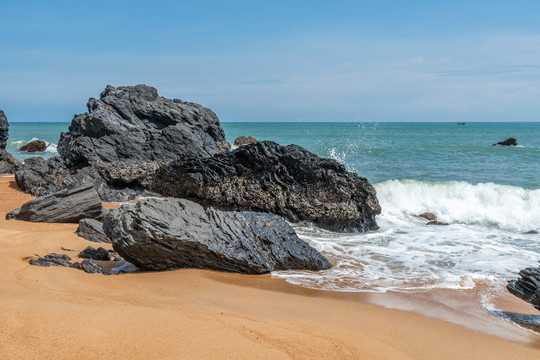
[457,123,466,125]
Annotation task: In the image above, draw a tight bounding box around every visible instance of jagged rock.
[0,110,8,149]
[57,84,229,167]
[0,149,21,174]
[104,198,332,274]
[19,140,47,152]
[37,253,72,267]
[419,212,437,221]
[493,137,517,146]
[71,259,107,274]
[77,218,111,243]
[427,220,449,226]
[78,246,110,261]
[6,184,106,223]
[29,259,50,267]
[153,141,381,232]
[507,263,540,311]
[233,136,257,146]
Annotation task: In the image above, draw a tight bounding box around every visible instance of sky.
[1,0,539,122]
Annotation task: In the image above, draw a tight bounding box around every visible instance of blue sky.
[1,0,539,122]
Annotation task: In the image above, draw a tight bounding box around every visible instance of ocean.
[6,121,540,299]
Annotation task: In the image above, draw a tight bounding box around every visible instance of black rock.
[29,259,51,267]
[493,137,517,146]
[0,110,8,150]
[0,149,21,174]
[103,198,332,274]
[6,184,106,223]
[19,139,47,152]
[507,263,540,311]
[71,259,107,274]
[78,246,111,261]
[77,218,111,243]
[153,141,381,232]
[38,253,72,267]
[58,84,229,168]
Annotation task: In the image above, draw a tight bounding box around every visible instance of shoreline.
[1,176,539,359]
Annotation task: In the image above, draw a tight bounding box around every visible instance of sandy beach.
[1,176,539,359]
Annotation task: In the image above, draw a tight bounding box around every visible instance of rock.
[493,137,517,146]
[104,198,332,274]
[233,136,257,146]
[419,212,437,221]
[29,259,50,267]
[57,84,229,167]
[0,110,8,149]
[507,263,540,311]
[426,220,449,226]
[19,139,47,152]
[78,246,110,261]
[71,259,107,274]
[153,141,381,232]
[77,218,111,243]
[6,184,106,223]
[0,149,21,174]
[37,253,72,267]
[525,230,538,235]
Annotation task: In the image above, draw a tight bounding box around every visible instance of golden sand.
[1,176,539,359]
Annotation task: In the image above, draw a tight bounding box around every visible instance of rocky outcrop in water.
[77,218,110,243]
[0,149,21,174]
[493,137,517,146]
[15,84,230,200]
[0,110,8,149]
[507,264,540,311]
[234,136,258,146]
[103,198,332,274]
[6,184,106,223]
[20,140,47,152]
[153,141,381,232]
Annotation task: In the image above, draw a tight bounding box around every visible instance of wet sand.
[1,176,539,359]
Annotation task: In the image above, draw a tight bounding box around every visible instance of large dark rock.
[6,184,106,223]
[103,198,331,274]
[0,110,8,149]
[19,139,47,152]
[57,84,229,168]
[78,246,110,261]
[0,149,21,174]
[77,218,111,243]
[493,137,517,146]
[507,263,540,311]
[153,141,381,232]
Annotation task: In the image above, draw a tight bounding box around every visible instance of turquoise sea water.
[5,121,540,297]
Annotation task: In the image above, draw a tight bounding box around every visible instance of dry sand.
[1,176,539,359]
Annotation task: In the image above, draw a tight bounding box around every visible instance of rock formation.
[0,149,21,174]
[78,246,111,261]
[507,263,540,311]
[153,141,381,232]
[77,218,111,243]
[15,84,230,200]
[6,184,106,223]
[0,110,8,149]
[103,198,332,274]
[233,136,258,146]
[493,137,517,146]
[19,139,47,152]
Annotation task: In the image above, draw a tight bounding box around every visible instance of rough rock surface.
[103,198,332,274]
[19,140,47,152]
[154,141,381,232]
[233,136,257,146]
[0,149,21,174]
[419,212,437,221]
[6,184,106,223]
[507,263,540,311]
[493,137,517,146]
[58,84,229,167]
[78,246,110,261]
[0,110,8,149]
[77,218,111,243]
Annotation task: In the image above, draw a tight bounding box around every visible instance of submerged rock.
[77,218,111,243]
[507,263,540,311]
[493,137,517,146]
[104,198,332,274]
[154,141,381,232]
[233,136,257,146]
[426,220,449,226]
[0,149,21,174]
[0,110,8,149]
[19,140,47,152]
[419,212,437,221]
[6,184,106,223]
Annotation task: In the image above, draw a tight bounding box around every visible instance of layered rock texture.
[77,218,110,243]
[154,141,381,232]
[6,184,106,223]
[104,198,332,274]
[507,264,540,311]
[0,110,21,174]
[0,110,8,149]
